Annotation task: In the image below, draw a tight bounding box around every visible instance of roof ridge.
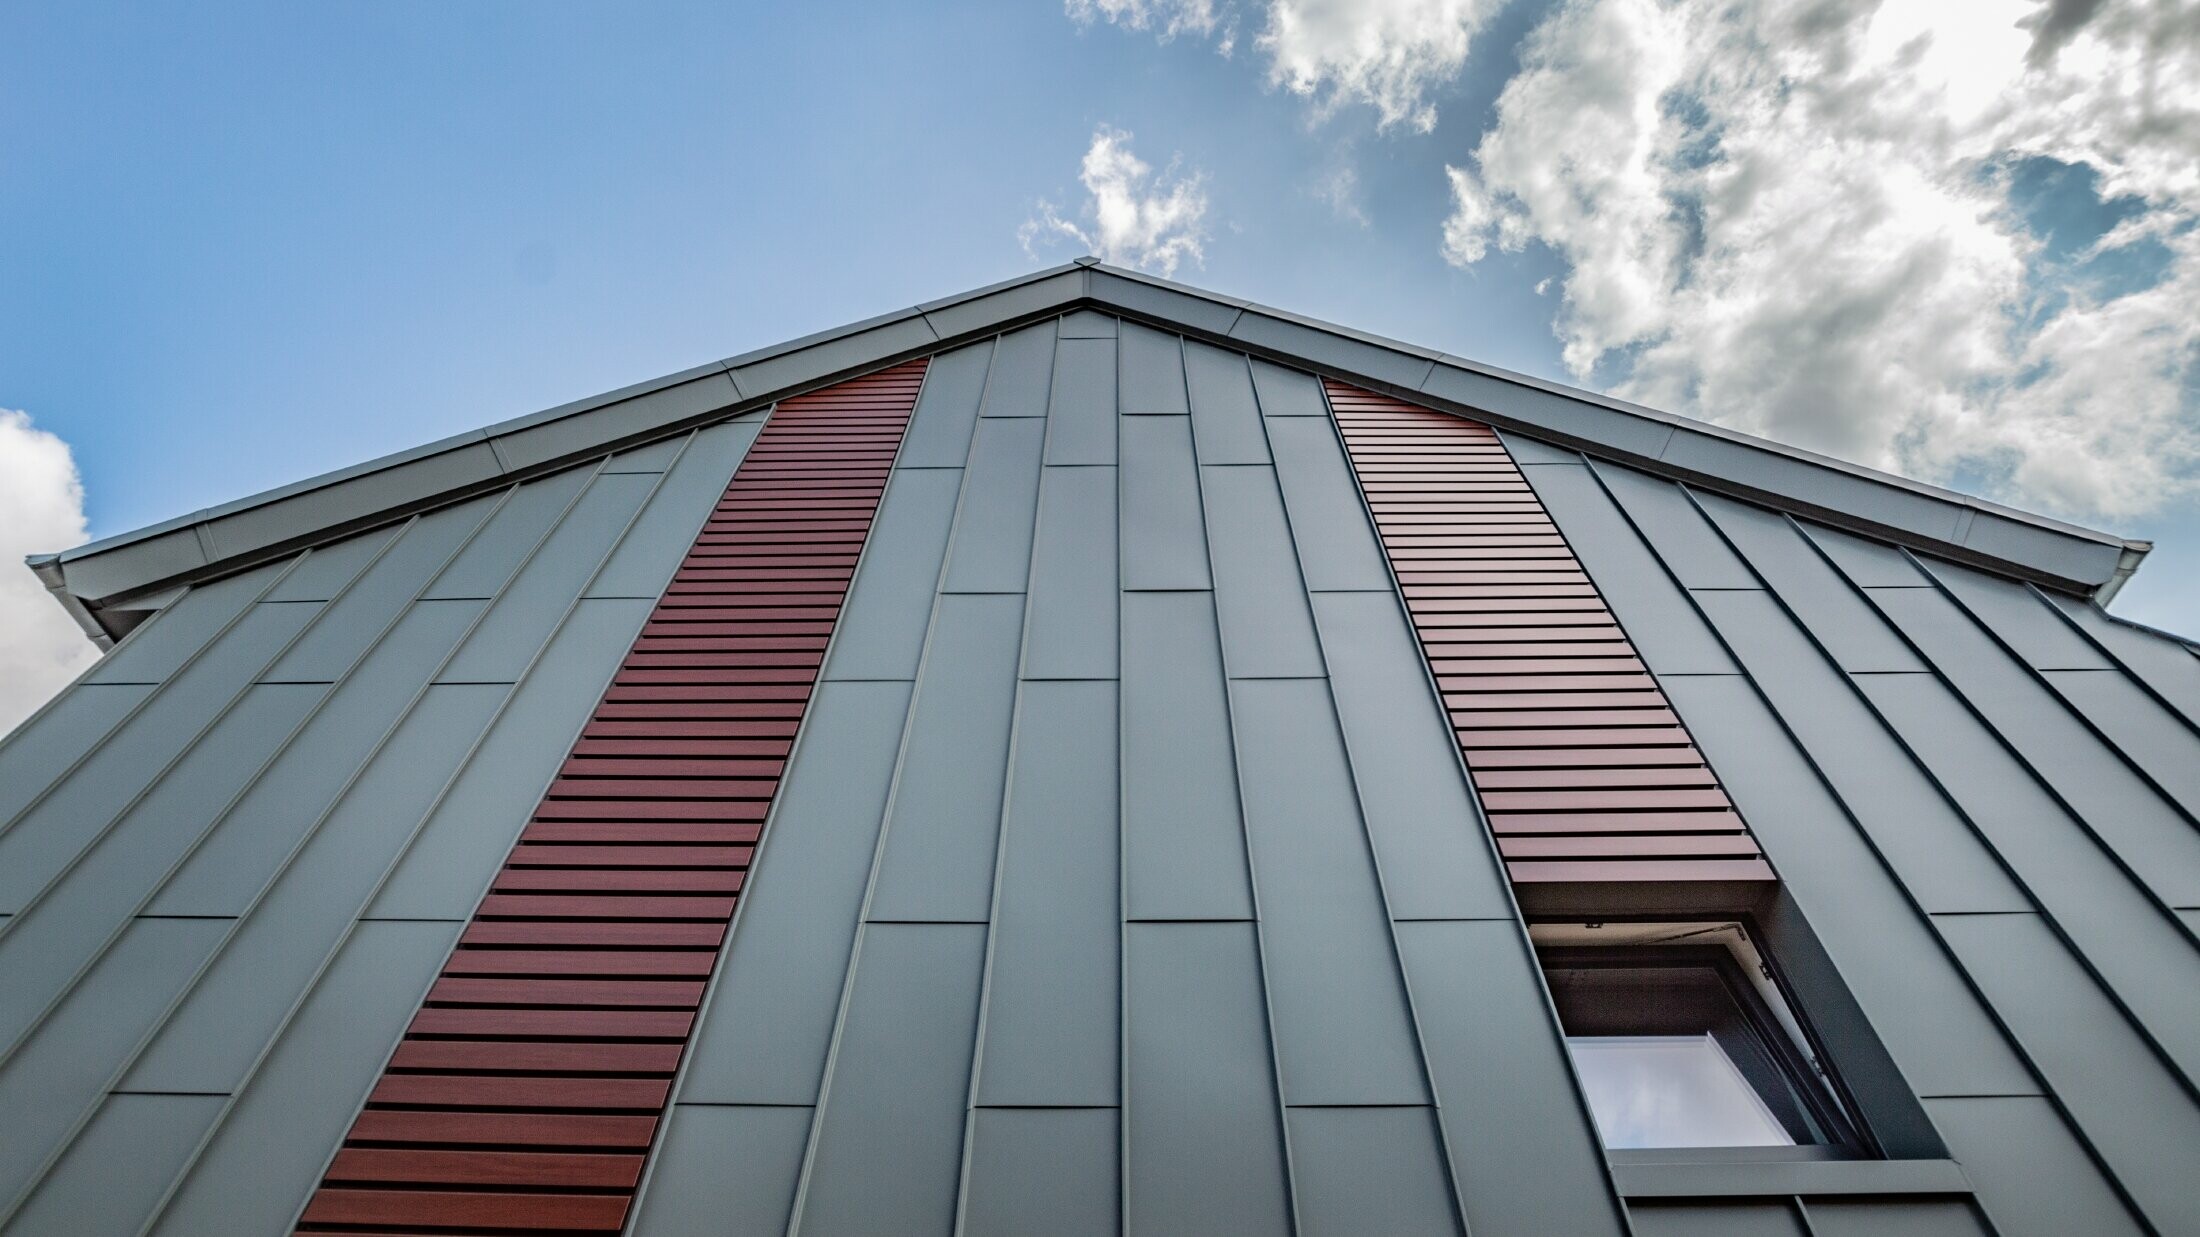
[29,261,2145,644]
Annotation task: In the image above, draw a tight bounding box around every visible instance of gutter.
[2092,540,2153,607]
[26,552,114,650]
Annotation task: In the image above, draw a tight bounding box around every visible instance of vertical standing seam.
[1189,343,1306,1237]
[290,361,928,1236]
[1324,380,1771,883]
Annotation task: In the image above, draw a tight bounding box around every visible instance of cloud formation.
[1260,0,1495,132]
[1071,0,1494,131]
[0,409,97,736]
[1442,0,2200,518]
[1066,0,1233,49]
[1023,126,1211,276]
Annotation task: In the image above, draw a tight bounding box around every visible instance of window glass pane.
[1566,1034,1795,1149]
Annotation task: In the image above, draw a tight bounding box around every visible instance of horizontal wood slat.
[1326,379,1773,884]
[296,359,928,1234]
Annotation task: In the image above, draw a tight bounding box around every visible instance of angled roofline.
[30,258,2148,644]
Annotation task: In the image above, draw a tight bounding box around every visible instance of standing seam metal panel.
[1507,443,2197,1235]
[288,362,928,1235]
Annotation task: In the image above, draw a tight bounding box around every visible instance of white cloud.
[0,409,97,737]
[1440,0,2200,520]
[1069,0,1492,131]
[1260,0,1497,132]
[1315,163,1370,226]
[1022,126,1211,276]
[1066,0,1233,50]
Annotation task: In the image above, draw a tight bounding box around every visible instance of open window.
[1532,921,1867,1157]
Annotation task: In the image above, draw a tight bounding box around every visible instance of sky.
[3,0,2197,731]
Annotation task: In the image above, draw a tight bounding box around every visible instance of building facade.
[2,262,2197,1235]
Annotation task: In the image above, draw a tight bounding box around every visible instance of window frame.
[1512,881,1952,1171]
[1537,940,1871,1156]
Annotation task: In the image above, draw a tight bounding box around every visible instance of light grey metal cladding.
[1228,678,1428,1107]
[1120,414,1213,589]
[862,592,1025,922]
[1860,582,2200,907]
[0,683,152,824]
[0,583,320,914]
[1523,460,1738,674]
[2041,593,2200,728]
[148,920,463,1237]
[1925,1097,2150,1237]
[822,467,964,681]
[1285,1107,1460,1237]
[1199,464,1326,677]
[1399,919,1630,1237]
[1022,465,1118,679]
[1120,590,1255,921]
[972,679,1119,1108]
[791,922,989,1236]
[1185,340,1271,464]
[0,916,228,1219]
[1520,454,2200,1234]
[0,423,754,1232]
[2,1093,224,1237]
[940,419,1045,593]
[1265,413,1392,592]
[978,320,1057,417]
[647,319,1606,1235]
[1310,592,1516,921]
[1118,319,1189,414]
[1936,912,2200,1234]
[630,1105,813,1237]
[1123,921,1295,1237]
[961,1108,1120,1237]
[1046,335,1119,465]
[898,340,992,468]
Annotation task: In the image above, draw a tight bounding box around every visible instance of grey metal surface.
[629,1105,813,1237]
[1124,921,1295,1237]
[972,680,1119,1108]
[643,317,1585,1236]
[0,422,754,1232]
[1926,1097,2148,1237]
[1515,452,2200,1236]
[1199,464,1325,677]
[1120,590,1254,921]
[1629,1200,1809,1237]
[791,922,988,1236]
[1047,336,1120,465]
[1185,341,1271,464]
[940,418,1045,593]
[1398,918,1630,1237]
[1022,465,1119,679]
[1120,415,1213,589]
[961,1108,1120,1237]
[978,320,1057,418]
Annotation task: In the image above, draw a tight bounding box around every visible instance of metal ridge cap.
[31,258,2144,623]
[1077,261,2135,586]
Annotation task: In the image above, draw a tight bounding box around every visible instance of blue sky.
[3,1,2196,705]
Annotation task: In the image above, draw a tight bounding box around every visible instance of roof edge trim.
[34,259,2141,638]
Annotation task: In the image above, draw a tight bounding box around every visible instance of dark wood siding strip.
[295,360,927,1234]
[1325,379,1770,884]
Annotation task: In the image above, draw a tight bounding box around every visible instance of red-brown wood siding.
[1325,379,1773,884]
[295,360,928,1235]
